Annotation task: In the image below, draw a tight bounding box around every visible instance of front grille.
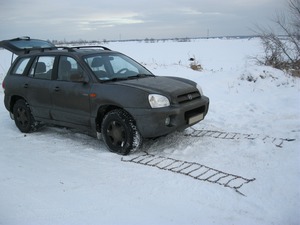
[185,106,206,121]
[177,91,201,104]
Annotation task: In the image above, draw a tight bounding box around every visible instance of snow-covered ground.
[0,38,299,225]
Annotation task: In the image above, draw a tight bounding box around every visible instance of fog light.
[165,117,171,126]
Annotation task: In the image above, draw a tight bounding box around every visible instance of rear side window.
[29,56,55,80]
[11,57,30,75]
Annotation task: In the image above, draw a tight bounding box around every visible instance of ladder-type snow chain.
[122,152,255,196]
[185,128,295,148]
[122,129,295,195]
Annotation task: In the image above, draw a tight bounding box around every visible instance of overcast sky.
[0,0,288,41]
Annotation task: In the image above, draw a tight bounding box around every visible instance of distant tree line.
[50,39,106,45]
[48,37,195,46]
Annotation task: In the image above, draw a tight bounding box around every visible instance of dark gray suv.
[1,37,209,155]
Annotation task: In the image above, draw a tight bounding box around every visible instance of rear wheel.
[101,109,142,155]
[13,99,36,133]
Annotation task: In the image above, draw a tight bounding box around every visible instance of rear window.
[10,39,55,49]
[0,37,56,55]
[11,57,31,75]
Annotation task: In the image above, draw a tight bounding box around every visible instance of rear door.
[25,56,55,119]
[50,56,91,126]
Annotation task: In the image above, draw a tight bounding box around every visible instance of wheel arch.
[8,95,27,112]
[95,105,129,132]
[100,107,142,155]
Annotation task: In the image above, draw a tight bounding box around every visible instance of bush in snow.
[255,0,300,74]
[189,57,203,71]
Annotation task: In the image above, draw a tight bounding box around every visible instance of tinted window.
[29,56,55,80]
[11,57,30,75]
[10,39,55,49]
[0,38,56,55]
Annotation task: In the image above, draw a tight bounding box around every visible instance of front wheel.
[101,109,142,155]
[13,99,37,133]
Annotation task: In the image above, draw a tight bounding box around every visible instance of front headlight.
[148,94,170,108]
[196,84,204,96]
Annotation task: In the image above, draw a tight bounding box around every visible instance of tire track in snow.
[122,152,255,196]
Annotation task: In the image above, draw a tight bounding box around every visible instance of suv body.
[1,37,209,154]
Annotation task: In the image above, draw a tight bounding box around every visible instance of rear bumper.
[126,96,209,138]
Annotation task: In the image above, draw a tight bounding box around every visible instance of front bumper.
[126,96,209,138]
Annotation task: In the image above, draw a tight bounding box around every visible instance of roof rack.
[10,36,31,41]
[62,46,112,51]
[23,46,58,54]
[19,45,111,54]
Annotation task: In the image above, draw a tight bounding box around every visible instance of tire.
[13,100,36,133]
[101,109,142,155]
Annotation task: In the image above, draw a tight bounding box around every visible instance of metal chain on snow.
[122,152,255,196]
[122,129,296,195]
[184,128,296,148]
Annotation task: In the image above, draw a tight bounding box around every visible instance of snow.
[1,38,300,225]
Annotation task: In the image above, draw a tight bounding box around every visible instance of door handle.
[54,87,60,92]
[23,83,29,88]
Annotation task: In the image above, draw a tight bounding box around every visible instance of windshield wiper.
[101,74,155,83]
[101,77,128,83]
[127,74,155,79]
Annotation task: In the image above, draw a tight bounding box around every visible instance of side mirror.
[70,73,89,83]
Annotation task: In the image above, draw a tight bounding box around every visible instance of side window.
[29,56,55,80]
[58,56,84,81]
[86,56,108,80]
[11,57,30,75]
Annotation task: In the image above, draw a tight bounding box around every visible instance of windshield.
[84,53,153,81]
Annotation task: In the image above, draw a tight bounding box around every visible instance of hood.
[116,76,198,97]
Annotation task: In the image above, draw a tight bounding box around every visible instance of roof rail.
[20,45,111,54]
[11,36,31,41]
[23,46,58,54]
[63,46,112,51]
